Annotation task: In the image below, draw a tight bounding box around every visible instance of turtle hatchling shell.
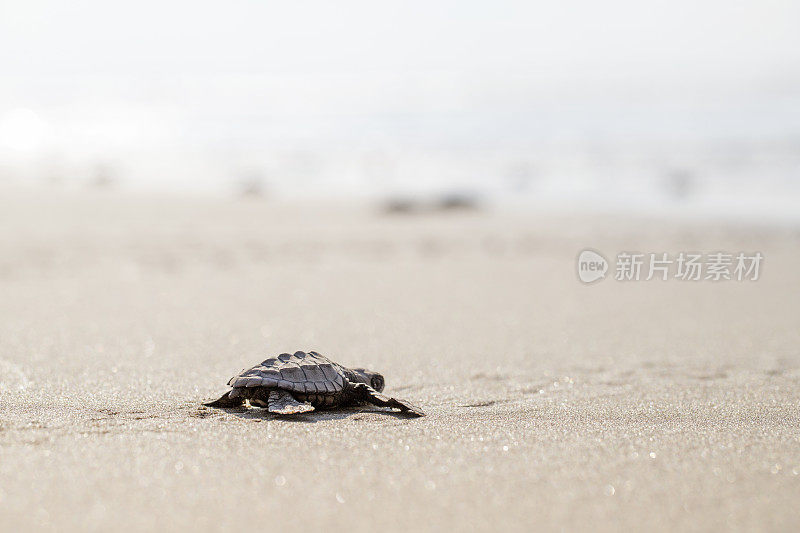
[227,351,346,394]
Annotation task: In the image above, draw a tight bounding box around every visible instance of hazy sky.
[1,0,800,155]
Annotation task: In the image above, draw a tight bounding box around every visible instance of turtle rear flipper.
[268,389,314,415]
[354,383,425,417]
[204,390,245,408]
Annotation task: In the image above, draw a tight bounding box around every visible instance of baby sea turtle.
[205,351,425,417]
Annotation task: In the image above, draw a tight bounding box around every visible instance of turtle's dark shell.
[227,351,345,394]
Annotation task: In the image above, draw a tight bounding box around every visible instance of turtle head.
[351,368,385,392]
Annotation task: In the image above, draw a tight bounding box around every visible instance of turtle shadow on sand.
[208,405,419,423]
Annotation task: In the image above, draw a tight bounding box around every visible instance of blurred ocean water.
[1,103,798,223]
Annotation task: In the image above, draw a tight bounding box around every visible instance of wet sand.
[1,189,799,531]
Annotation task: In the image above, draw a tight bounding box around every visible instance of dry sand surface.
[1,188,799,532]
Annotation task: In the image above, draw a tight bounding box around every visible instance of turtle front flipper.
[353,383,425,417]
[204,390,245,408]
[268,390,314,415]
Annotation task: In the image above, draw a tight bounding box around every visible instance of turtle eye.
[371,376,384,391]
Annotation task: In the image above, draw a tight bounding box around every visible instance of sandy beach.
[1,188,799,532]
